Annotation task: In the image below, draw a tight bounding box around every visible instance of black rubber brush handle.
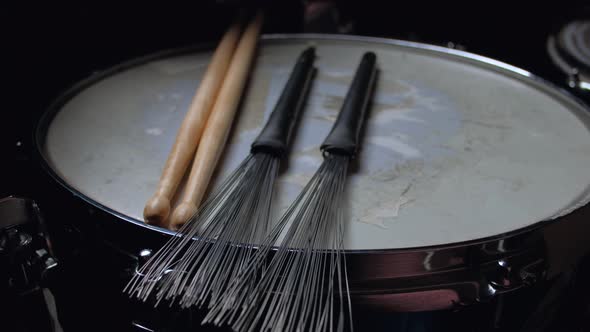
[321,52,377,156]
[251,47,316,155]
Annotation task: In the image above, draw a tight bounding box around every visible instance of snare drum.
[34,35,590,330]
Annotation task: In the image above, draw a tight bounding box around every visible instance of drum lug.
[488,259,518,291]
[518,258,547,286]
[133,248,154,276]
[476,278,501,303]
[478,257,546,302]
[138,248,153,264]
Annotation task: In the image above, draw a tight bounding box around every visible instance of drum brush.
[205,52,377,332]
[125,48,316,307]
[143,18,243,226]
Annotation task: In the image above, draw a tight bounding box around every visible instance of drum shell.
[34,151,588,313]
[33,159,588,332]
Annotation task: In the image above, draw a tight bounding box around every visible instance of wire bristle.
[124,152,280,308]
[205,153,353,332]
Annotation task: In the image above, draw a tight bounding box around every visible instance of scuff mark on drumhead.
[357,182,415,229]
[368,136,422,158]
[145,128,163,136]
[358,193,414,229]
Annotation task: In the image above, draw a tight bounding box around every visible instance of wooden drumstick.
[168,12,264,230]
[143,21,243,226]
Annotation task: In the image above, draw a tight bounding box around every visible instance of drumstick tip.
[169,202,197,231]
[143,195,171,226]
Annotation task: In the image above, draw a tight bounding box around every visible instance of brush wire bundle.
[125,47,316,308]
[205,52,378,332]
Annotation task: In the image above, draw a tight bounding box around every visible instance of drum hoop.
[33,33,590,255]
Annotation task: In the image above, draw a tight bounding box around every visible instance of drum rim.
[34,33,590,254]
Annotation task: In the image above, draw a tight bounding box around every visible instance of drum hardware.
[547,20,590,93]
[480,257,546,299]
[479,248,547,299]
[0,196,60,332]
[567,68,590,91]
[345,233,548,312]
[138,248,153,264]
[133,249,158,280]
[349,255,546,311]
[0,196,58,292]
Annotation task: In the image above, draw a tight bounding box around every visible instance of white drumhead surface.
[43,36,590,250]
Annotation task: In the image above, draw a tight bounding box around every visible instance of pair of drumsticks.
[144,13,263,230]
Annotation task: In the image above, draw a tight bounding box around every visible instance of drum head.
[38,35,590,250]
